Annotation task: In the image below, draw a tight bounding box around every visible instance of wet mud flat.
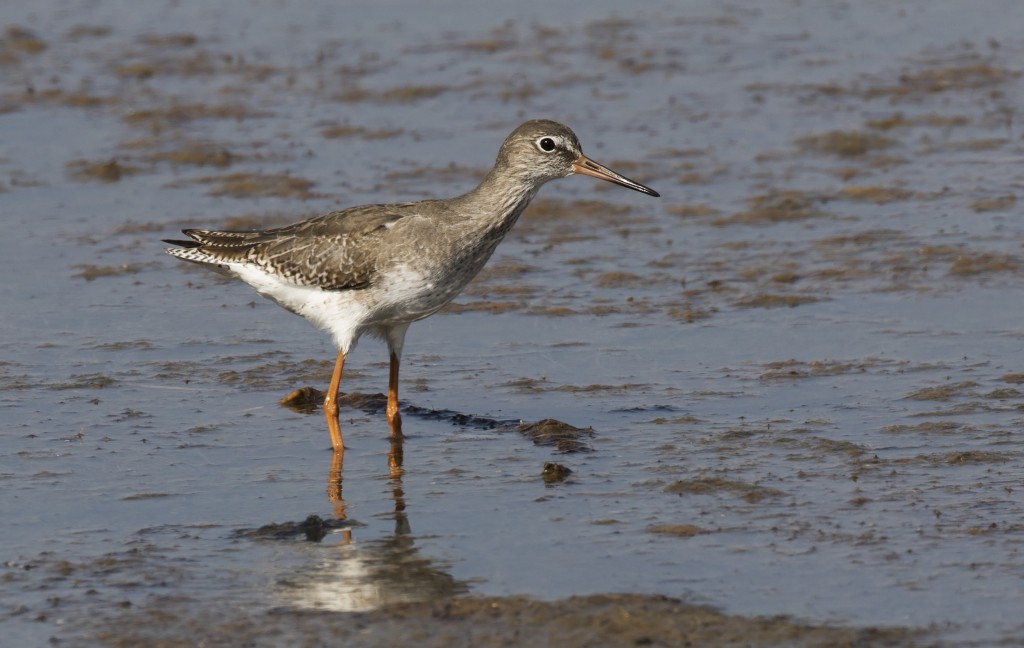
[3,0,1024,646]
[87,595,920,648]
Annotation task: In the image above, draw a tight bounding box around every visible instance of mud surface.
[2,0,1024,645]
[88,594,922,648]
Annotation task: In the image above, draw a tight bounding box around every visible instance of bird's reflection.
[280,430,466,612]
[326,432,404,513]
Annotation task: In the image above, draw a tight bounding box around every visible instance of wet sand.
[2,0,1024,645]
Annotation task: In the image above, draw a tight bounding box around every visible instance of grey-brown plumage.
[168,206,405,291]
[164,119,659,452]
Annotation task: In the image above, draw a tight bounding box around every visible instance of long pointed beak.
[571,155,660,197]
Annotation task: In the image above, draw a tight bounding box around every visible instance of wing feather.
[164,204,410,291]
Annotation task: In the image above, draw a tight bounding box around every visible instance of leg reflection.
[326,450,347,521]
[326,431,404,519]
[388,431,404,477]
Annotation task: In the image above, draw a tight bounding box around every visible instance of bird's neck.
[454,166,543,234]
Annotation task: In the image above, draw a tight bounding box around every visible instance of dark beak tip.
[572,156,659,198]
[627,181,659,198]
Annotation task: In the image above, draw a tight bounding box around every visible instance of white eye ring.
[537,137,557,152]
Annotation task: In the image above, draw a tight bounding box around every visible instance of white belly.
[230,261,457,354]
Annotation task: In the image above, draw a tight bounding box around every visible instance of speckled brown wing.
[166,204,409,291]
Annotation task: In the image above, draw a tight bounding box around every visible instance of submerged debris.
[236,514,349,543]
[170,172,319,199]
[72,263,146,280]
[279,386,324,413]
[795,130,896,157]
[67,158,140,182]
[542,462,573,483]
[664,478,785,504]
[4,26,47,54]
[518,419,594,453]
[646,524,707,537]
[714,190,825,227]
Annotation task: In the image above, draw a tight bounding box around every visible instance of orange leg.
[387,351,403,438]
[324,350,345,452]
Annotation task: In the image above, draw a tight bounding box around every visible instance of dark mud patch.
[882,421,965,435]
[734,293,822,309]
[216,358,334,391]
[120,492,174,501]
[48,373,116,390]
[168,172,322,199]
[382,163,485,189]
[335,83,456,104]
[593,271,645,288]
[870,62,1021,99]
[942,451,1012,465]
[213,211,316,232]
[235,514,352,543]
[519,419,594,453]
[144,355,324,390]
[554,383,648,394]
[750,56,1019,104]
[4,87,121,110]
[282,399,599,452]
[757,358,885,380]
[122,103,270,128]
[774,436,868,460]
[796,130,897,157]
[72,263,151,281]
[91,339,155,352]
[651,415,703,425]
[515,198,651,232]
[864,113,971,131]
[140,143,235,168]
[81,592,925,648]
[111,221,170,235]
[67,158,143,183]
[666,302,718,323]
[835,185,915,204]
[502,376,554,393]
[647,524,708,537]
[442,299,528,314]
[905,381,978,401]
[4,25,47,53]
[541,461,573,483]
[712,190,828,227]
[321,124,404,140]
[459,282,538,301]
[664,477,785,503]
[970,194,1016,212]
[280,388,524,432]
[948,252,1022,277]
[279,389,390,415]
[668,203,721,220]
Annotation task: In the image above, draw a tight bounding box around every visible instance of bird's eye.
[538,137,556,152]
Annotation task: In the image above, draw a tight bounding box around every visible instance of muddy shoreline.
[87,594,924,647]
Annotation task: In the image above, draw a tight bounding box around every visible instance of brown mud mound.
[519,418,594,452]
[88,593,924,648]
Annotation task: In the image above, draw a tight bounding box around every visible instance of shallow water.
[2,0,1024,644]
